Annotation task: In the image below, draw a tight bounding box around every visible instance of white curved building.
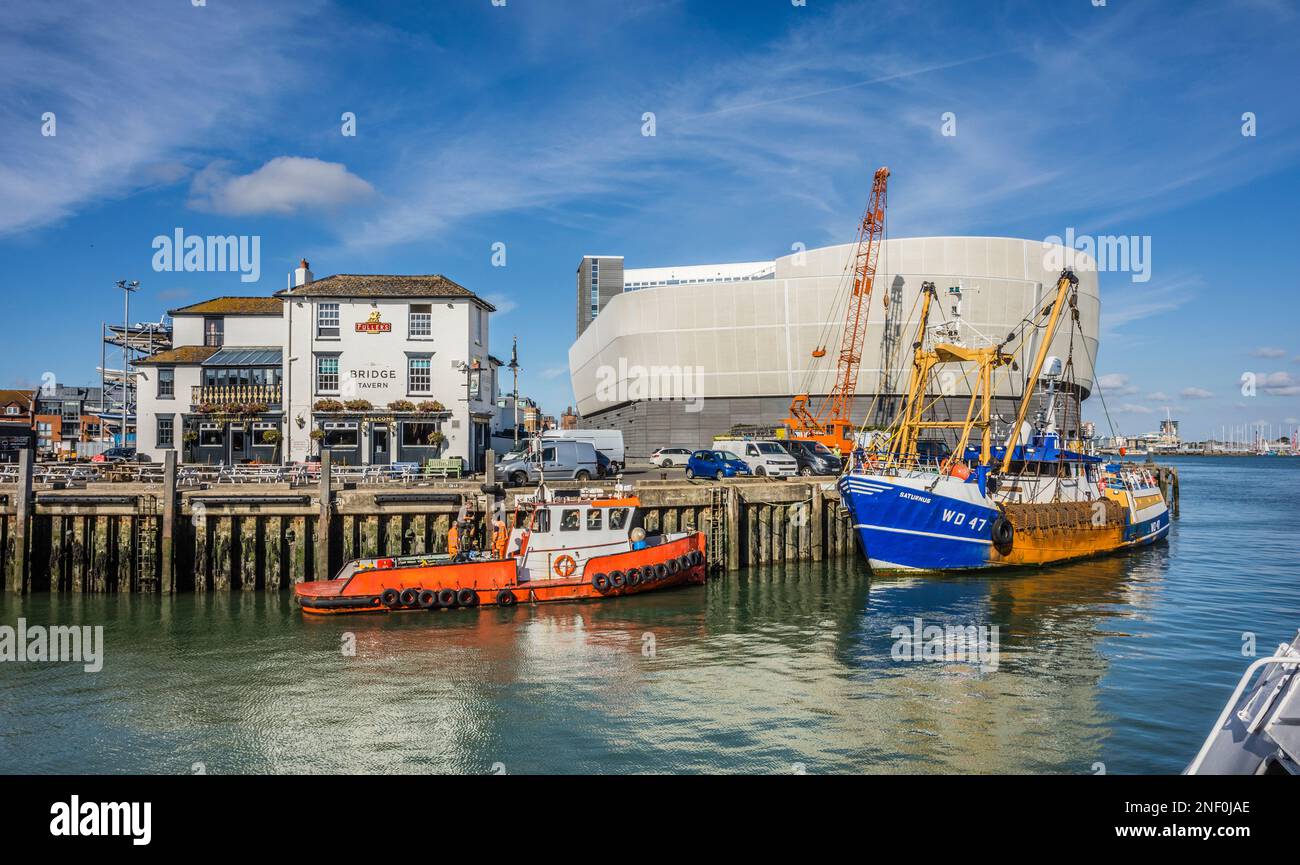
[568,237,1100,457]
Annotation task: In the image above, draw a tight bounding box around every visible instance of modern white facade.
[135,262,497,469]
[568,237,1100,456]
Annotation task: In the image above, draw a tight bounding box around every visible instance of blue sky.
[2,0,1298,440]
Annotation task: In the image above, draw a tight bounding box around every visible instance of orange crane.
[785,166,890,453]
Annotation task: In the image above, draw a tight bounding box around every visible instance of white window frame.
[316,302,340,339]
[408,355,432,395]
[316,355,340,394]
[409,303,432,339]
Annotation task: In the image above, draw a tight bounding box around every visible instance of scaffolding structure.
[98,318,172,447]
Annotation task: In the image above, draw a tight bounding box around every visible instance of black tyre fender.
[400,588,420,607]
[691,550,704,566]
[991,514,1014,554]
[381,588,401,608]
[457,588,477,606]
[666,557,680,575]
[438,588,458,607]
[655,563,669,580]
[496,589,516,606]
[592,572,611,592]
[418,589,437,609]
[678,555,692,571]
[619,569,635,587]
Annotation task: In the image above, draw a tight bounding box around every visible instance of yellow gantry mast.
[887,269,1079,471]
[998,270,1079,474]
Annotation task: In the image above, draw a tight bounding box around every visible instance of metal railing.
[190,384,282,407]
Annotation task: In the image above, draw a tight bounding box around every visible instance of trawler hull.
[838,472,1170,573]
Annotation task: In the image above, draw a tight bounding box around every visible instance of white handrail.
[1186,652,1299,774]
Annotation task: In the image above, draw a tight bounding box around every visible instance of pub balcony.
[191,384,282,408]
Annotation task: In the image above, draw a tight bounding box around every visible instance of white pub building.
[134,261,498,471]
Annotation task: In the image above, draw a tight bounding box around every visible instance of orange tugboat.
[295,488,707,614]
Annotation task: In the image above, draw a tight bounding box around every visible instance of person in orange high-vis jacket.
[447,521,460,558]
[492,517,509,559]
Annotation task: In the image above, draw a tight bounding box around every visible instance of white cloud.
[484,293,518,315]
[1261,371,1300,396]
[540,366,568,380]
[1097,373,1139,396]
[1146,391,1171,401]
[0,1,316,236]
[188,157,374,216]
[1117,403,1155,414]
[1181,387,1214,399]
[1252,347,1288,358]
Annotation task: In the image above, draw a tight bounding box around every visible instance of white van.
[711,438,798,477]
[541,429,625,471]
[497,439,600,486]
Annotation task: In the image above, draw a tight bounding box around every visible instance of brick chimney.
[290,258,313,288]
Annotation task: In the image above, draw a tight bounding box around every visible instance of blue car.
[686,449,752,480]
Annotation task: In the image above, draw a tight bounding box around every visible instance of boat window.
[587,509,603,531]
[560,509,580,531]
[531,509,550,533]
[609,508,629,530]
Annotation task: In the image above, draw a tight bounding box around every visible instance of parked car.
[711,438,799,477]
[650,447,692,467]
[496,439,600,486]
[686,449,752,480]
[783,439,844,476]
[91,447,142,464]
[541,429,625,472]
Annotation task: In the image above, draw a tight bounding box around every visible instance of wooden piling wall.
[0,465,1180,593]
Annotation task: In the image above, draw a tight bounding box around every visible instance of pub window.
[158,368,175,399]
[157,415,174,448]
[199,423,223,447]
[323,422,358,449]
[400,421,439,447]
[252,422,278,447]
[203,316,224,347]
[408,356,431,394]
[317,303,340,338]
[409,304,432,338]
[316,355,339,393]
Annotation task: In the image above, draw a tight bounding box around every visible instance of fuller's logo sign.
[355,310,391,333]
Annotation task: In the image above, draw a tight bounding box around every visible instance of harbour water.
[2,456,1295,774]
